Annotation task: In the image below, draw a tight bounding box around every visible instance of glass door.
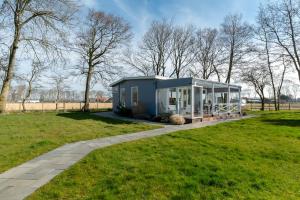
[178,87,192,118]
[193,86,203,118]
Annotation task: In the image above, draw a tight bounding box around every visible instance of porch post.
[155,90,158,116]
[200,87,203,117]
[191,85,194,119]
[212,83,215,116]
[176,88,179,114]
[227,86,231,113]
[238,87,242,114]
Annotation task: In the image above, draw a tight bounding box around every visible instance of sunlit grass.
[0,111,158,173]
[28,111,300,199]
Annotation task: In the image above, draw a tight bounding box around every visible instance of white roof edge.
[193,78,242,88]
[109,75,169,87]
[109,76,241,88]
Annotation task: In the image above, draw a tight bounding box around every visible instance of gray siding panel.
[112,79,157,115]
[156,78,192,89]
[112,85,119,112]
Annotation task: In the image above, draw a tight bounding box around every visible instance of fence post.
[250,103,252,111]
[42,102,44,112]
[269,103,271,111]
[289,103,291,110]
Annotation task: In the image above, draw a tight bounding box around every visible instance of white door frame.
[192,85,203,119]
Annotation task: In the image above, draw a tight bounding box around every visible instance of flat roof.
[110,76,241,88]
[193,78,241,88]
[109,76,169,87]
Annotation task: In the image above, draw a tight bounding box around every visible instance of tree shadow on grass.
[56,112,135,125]
[262,119,300,127]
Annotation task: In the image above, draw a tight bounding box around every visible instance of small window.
[120,88,126,106]
[169,88,177,105]
[131,87,138,106]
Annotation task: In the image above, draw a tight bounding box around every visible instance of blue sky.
[81,0,263,41]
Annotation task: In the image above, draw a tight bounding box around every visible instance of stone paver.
[0,114,251,200]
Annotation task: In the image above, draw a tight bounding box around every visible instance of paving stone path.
[0,115,249,200]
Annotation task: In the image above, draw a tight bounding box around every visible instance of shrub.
[160,113,172,123]
[116,104,132,117]
[132,104,146,115]
[169,114,185,125]
[134,113,151,120]
[152,115,162,122]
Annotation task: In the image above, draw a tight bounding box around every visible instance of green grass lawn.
[28,111,300,200]
[0,111,158,173]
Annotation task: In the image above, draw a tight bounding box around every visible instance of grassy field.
[0,111,157,173]
[28,111,300,199]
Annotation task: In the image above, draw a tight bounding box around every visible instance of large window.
[120,88,126,106]
[157,87,193,117]
[131,87,138,106]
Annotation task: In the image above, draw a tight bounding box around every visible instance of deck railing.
[204,103,240,115]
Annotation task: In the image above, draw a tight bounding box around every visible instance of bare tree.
[75,10,131,112]
[0,0,77,113]
[290,82,300,102]
[190,28,221,80]
[169,25,194,78]
[123,48,153,76]
[220,14,253,83]
[13,84,26,102]
[49,73,68,111]
[276,57,289,110]
[260,0,300,83]
[241,65,270,110]
[0,56,6,86]
[256,11,289,110]
[139,20,173,76]
[17,60,44,111]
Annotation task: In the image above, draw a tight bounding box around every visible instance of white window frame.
[131,86,138,106]
[120,87,126,106]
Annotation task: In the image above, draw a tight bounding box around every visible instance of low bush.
[169,114,185,125]
[116,104,132,116]
[134,113,151,120]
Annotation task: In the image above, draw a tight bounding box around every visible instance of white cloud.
[79,0,97,8]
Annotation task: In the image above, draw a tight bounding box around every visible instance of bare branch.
[74,10,131,111]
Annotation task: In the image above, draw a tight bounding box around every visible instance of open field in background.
[0,112,158,173]
[6,102,300,112]
[28,111,300,199]
[5,102,112,112]
[243,103,300,111]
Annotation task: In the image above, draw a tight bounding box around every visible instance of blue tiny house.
[110,76,242,122]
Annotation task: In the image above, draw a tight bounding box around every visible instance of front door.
[193,86,203,118]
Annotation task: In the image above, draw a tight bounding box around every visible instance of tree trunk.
[0,42,18,113]
[264,35,277,111]
[55,90,60,111]
[261,98,265,111]
[22,99,26,112]
[22,82,33,112]
[0,18,21,113]
[226,46,234,84]
[277,93,281,111]
[83,65,93,112]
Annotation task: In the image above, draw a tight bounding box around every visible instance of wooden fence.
[243,103,300,111]
[5,102,112,112]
